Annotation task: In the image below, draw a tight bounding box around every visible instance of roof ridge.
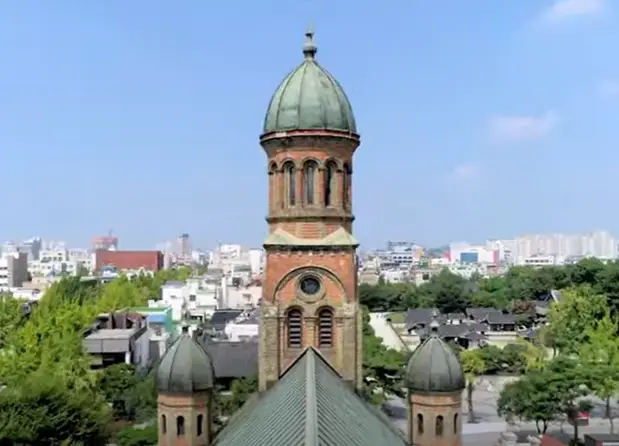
[304,350,318,446]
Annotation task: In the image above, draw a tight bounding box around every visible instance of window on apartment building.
[287,308,303,348]
[318,308,333,348]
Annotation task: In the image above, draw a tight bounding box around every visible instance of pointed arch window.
[453,413,458,434]
[287,309,303,348]
[284,162,296,206]
[435,416,444,437]
[417,414,424,435]
[324,161,336,207]
[303,161,317,205]
[161,415,167,434]
[176,416,185,436]
[318,308,333,348]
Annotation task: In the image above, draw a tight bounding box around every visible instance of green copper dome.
[263,29,357,135]
[405,333,465,393]
[156,331,215,393]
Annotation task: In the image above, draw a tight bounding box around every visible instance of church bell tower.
[258,28,363,391]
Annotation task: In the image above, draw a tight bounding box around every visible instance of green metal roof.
[262,29,357,135]
[156,333,215,393]
[264,227,359,248]
[405,335,465,393]
[213,347,408,446]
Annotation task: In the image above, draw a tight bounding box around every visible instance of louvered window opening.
[318,310,333,348]
[288,310,303,348]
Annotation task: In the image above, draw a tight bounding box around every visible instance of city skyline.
[1,1,619,248]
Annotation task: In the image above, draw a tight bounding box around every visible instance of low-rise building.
[0,252,28,290]
[82,312,151,369]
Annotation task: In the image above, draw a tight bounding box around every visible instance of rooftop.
[213,347,407,446]
[85,328,138,340]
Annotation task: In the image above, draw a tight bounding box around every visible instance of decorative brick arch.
[272,265,347,300]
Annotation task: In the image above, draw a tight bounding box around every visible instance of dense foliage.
[359,257,619,315]
[496,287,619,443]
[0,269,191,445]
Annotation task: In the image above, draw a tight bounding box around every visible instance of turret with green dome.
[262,28,357,135]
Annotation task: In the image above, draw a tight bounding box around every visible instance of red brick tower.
[258,28,363,391]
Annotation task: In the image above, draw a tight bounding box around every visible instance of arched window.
[176,416,185,436]
[417,413,424,435]
[453,413,458,434]
[268,162,278,210]
[324,161,336,207]
[318,308,333,348]
[342,163,351,209]
[435,416,444,437]
[303,161,317,205]
[197,414,204,436]
[161,415,167,434]
[287,309,303,348]
[284,162,296,206]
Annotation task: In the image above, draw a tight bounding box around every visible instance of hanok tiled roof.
[404,308,439,330]
[465,307,496,320]
[485,311,516,325]
[204,340,258,379]
[213,347,408,446]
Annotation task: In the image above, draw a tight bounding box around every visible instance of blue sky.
[0,0,618,250]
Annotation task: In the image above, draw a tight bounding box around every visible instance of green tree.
[580,313,619,432]
[361,308,406,402]
[500,343,528,373]
[546,287,608,355]
[595,261,619,315]
[214,376,258,429]
[98,363,139,420]
[423,269,470,313]
[477,345,503,374]
[459,349,486,423]
[546,356,593,443]
[497,372,562,434]
[0,374,111,445]
[116,424,158,446]
[0,295,23,349]
[128,373,158,424]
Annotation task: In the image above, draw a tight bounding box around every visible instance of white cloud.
[449,163,481,182]
[541,0,605,23]
[488,111,559,144]
[596,79,619,98]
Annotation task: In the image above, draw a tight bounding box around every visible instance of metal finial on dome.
[302,25,317,59]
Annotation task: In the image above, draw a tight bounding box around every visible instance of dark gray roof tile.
[485,312,516,325]
[203,340,258,379]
